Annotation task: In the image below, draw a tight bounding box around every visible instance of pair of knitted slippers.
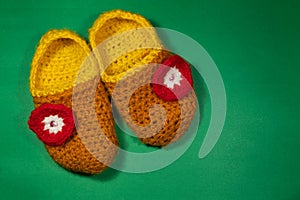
[28,10,197,174]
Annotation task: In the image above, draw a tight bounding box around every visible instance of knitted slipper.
[28,30,118,174]
[89,10,197,147]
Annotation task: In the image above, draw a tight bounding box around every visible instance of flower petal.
[152,55,194,101]
[28,103,75,146]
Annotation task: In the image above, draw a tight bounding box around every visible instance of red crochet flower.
[152,55,193,101]
[28,103,75,146]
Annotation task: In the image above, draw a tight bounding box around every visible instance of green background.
[1,0,299,199]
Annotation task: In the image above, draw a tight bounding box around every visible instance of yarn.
[29,30,118,174]
[89,10,197,146]
[28,103,74,146]
[152,55,194,101]
[89,9,165,83]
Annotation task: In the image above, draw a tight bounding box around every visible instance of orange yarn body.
[28,10,197,174]
[30,30,118,174]
[89,10,197,146]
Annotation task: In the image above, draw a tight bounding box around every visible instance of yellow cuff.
[89,10,165,83]
[30,30,95,97]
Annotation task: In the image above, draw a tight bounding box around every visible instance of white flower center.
[163,66,183,89]
[42,115,65,134]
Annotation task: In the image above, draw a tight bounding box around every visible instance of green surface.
[1,0,300,199]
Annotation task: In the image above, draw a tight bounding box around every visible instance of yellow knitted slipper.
[28,30,118,174]
[89,10,197,147]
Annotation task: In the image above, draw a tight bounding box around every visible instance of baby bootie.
[89,10,197,146]
[28,30,118,174]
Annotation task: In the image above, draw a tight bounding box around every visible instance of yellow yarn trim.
[89,10,165,83]
[30,30,96,97]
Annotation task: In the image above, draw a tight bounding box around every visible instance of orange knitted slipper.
[89,10,197,147]
[28,30,118,174]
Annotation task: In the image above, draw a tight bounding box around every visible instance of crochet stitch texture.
[28,10,198,175]
[89,10,197,146]
[29,30,118,174]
